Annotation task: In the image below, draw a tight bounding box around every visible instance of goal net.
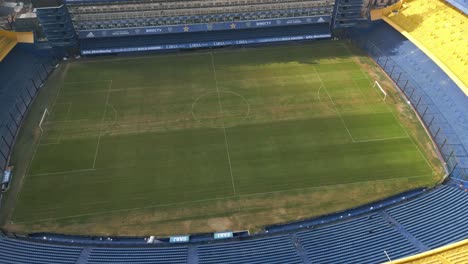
[38,108,49,132]
[373,80,387,101]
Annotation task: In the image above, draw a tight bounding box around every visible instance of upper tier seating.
[385,0,468,92]
[68,0,334,30]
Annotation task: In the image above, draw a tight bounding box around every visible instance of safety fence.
[349,37,468,181]
[0,56,60,170]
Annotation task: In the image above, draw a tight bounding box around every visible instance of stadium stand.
[0,1,467,263]
[67,0,335,30]
[0,44,57,172]
[197,235,304,264]
[349,20,468,181]
[383,0,468,94]
[386,185,468,249]
[445,0,468,14]
[86,246,188,264]
[0,236,83,264]
[296,214,420,263]
[385,239,468,264]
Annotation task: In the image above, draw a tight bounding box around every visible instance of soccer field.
[7,41,442,235]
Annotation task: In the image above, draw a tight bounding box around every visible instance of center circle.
[192,91,250,128]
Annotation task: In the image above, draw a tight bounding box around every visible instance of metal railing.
[349,37,468,181]
[0,56,60,170]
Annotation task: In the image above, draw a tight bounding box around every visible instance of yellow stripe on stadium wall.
[0,30,34,43]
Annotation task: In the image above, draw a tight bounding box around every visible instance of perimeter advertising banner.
[81,33,332,55]
[78,16,331,39]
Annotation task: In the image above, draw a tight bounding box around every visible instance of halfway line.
[210,53,237,196]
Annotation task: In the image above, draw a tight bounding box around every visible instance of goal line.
[373,80,387,101]
[39,108,49,132]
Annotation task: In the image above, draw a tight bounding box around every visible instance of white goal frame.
[39,108,49,132]
[373,80,387,101]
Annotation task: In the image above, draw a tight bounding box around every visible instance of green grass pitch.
[7,41,440,235]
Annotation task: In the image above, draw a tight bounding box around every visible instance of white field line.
[11,64,71,210]
[56,86,153,96]
[388,109,435,174]
[27,168,96,178]
[63,80,113,85]
[40,102,73,146]
[351,78,373,104]
[210,52,237,196]
[15,174,433,224]
[57,102,73,144]
[93,80,113,169]
[316,84,323,101]
[312,66,356,143]
[339,42,373,84]
[354,136,410,143]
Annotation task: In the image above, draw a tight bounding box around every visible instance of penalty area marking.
[15,174,433,224]
[312,66,356,143]
[93,80,113,169]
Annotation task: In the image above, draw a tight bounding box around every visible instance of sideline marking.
[354,136,410,143]
[210,52,237,196]
[15,174,432,224]
[388,108,435,173]
[93,80,113,169]
[27,168,96,178]
[11,64,71,214]
[63,80,113,85]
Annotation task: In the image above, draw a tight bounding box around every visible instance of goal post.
[39,108,49,132]
[373,80,387,101]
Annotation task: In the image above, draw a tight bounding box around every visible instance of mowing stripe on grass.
[14,174,433,224]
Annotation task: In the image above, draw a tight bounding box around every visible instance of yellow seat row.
[0,34,18,62]
[384,239,468,264]
[385,0,468,93]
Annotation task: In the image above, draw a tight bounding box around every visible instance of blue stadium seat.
[197,235,303,264]
[386,185,468,249]
[296,214,419,263]
[86,246,188,264]
[0,237,82,264]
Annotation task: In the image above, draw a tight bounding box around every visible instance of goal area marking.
[373,80,387,101]
[38,108,49,132]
